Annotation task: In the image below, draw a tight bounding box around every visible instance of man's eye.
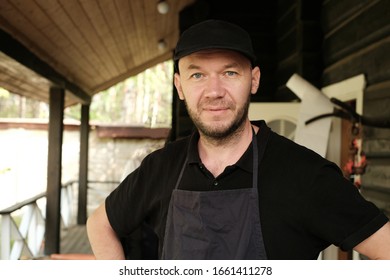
[225,71,237,76]
[191,73,203,79]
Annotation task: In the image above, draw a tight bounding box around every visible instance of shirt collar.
[186,130,254,173]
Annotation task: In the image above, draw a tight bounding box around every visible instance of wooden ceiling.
[0,0,195,106]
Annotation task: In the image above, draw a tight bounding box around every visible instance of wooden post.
[44,86,64,255]
[77,104,90,225]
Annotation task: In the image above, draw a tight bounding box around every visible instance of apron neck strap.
[252,127,258,189]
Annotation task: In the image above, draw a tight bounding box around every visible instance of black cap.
[174,19,256,65]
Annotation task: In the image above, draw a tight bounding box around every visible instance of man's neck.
[197,121,257,177]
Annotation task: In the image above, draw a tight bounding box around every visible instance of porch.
[49,225,94,260]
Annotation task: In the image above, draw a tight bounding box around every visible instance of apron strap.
[252,127,258,189]
[252,124,270,189]
[174,156,188,190]
[173,132,194,190]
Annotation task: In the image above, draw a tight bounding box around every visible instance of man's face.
[174,49,260,140]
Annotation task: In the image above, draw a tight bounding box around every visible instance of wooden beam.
[44,86,64,255]
[0,119,80,131]
[95,126,170,139]
[77,104,90,225]
[0,28,91,104]
[91,52,172,93]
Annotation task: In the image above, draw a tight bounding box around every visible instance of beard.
[184,94,251,141]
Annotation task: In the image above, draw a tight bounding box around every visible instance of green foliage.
[90,60,173,127]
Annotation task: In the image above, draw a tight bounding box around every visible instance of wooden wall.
[321,0,390,215]
[275,0,323,101]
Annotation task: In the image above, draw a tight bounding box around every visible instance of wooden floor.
[60,225,93,254]
[46,225,95,260]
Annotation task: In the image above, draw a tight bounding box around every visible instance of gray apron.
[161,128,268,259]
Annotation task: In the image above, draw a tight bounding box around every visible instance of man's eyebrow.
[223,62,240,69]
[186,64,201,70]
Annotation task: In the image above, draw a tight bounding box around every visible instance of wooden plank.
[0,78,48,101]
[156,0,172,48]
[44,86,65,255]
[300,52,322,87]
[299,21,322,51]
[361,159,390,190]
[365,80,390,100]
[363,139,390,157]
[130,0,149,62]
[0,68,50,95]
[144,0,159,53]
[60,225,93,254]
[95,0,128,71]
[38,0,106,85]
[0,193,46,215]
[277,0,297,17]
[360,188,390,217]
[276,53,299,86]
[360,75,390,213]
[276,1,322,99]
[278,27,298,61]
[0,54,80,107]
[323,38,390,86]
[323,0,390,65]
[114,0,139,66]
[364,95,390,122]
[1,0,93,88]
[321,0,376,34]
[101,0,135,69]
[0,0,53,59]
[363,81,390,143]
[0,59,50,98]
[77,104,90,225]
[96,126,170,139]
[0,28,92,104]
[60,0,116,79]
[0,119,80,131]
[79,0,126,74]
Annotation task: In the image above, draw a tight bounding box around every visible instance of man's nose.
[204,76,225,98]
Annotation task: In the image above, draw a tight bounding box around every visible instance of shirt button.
[213,181,219,186]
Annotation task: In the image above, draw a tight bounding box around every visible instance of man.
[87,19,390,259]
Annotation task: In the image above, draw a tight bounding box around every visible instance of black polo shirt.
[106,120,389,259]
[178,131,254,191]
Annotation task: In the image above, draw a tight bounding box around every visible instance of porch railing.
[0,192,46,260]
[0,180,117,260]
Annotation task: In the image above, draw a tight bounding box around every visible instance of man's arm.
[86,202,125,259]
[353,221,390,259]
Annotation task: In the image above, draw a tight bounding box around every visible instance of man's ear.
[251,66,261,94]
[174,73,185,100]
